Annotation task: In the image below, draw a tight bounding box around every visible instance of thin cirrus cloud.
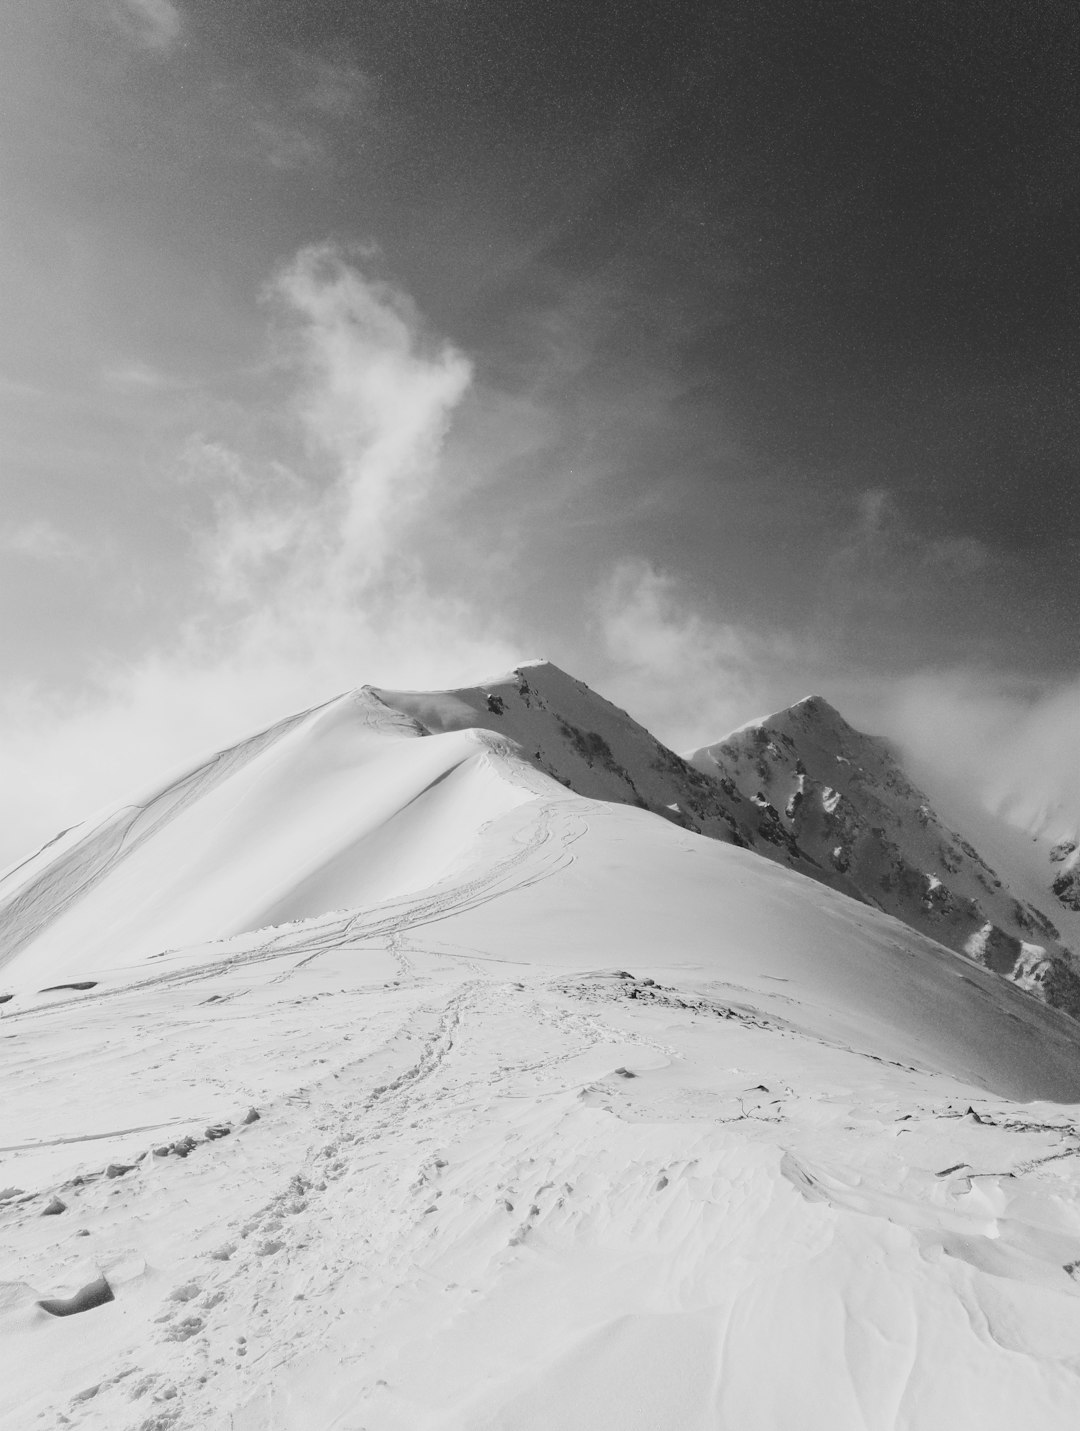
[229,58,376,173]
[592,558,813,751]
[101,362,190,394]
[292,55,377,120]
[108,0,183,51]
[0,520,88,564]
[826,487,993,621]
[0,245,520,868]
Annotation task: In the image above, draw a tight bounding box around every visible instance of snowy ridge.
[374,663,871,898]
[4,665,1080,1427]
[0,689,539,991]
[690,696,1080,1018]
[373,661,749,843]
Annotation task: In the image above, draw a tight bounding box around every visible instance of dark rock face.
[373,662,752,848]
[1053,869,1080,912]
[375,665,1080,1021]
[689,696,1080,1020]
[37,1274,114,1317]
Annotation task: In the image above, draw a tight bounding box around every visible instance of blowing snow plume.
[882,671,1080,841]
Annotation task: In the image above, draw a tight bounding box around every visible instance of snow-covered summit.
[5,664,1080,1427]
[690,698,1080,1017]
[0,687,545,988]
[4,659,1076,1032]
[373,660,752,844]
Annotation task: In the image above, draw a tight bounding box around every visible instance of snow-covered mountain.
[690,695,1080,1018]
[4,663,1080,1429]
[5,662,1074,1022]
[1052,837,1080,910]
[374,659,748,841]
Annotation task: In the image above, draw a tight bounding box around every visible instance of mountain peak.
[711,693,853,748]
[777,694,854,733]
[790,693,840,717]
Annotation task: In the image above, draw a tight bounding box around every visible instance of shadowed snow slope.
[5,668,1080,1429]
[375,660,754,845]
[691,696,1080,1017]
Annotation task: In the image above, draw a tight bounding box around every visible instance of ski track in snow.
[5,741,1080,1425]
[9,941,1080,1431]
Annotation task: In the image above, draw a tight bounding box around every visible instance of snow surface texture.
[690,695,1080,1018]
[4,664,1080,1428]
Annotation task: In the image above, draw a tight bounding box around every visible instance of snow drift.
[3,662,1080,1429]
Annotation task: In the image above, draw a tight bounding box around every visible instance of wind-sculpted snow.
[0,690,536,990]
[691,695,1080,1018]
[5,663,1080,1427]
[3,791,1080,1428]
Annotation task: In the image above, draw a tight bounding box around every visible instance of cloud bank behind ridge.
[0,247,519,866]
[1,248,1075,869]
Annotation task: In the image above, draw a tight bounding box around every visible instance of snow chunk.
[964,923,993,960]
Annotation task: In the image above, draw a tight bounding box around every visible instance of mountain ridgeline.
[1,659,1076,1023]
[374,665,1080,1019]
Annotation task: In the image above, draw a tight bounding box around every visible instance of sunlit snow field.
[3,679,1080,1429]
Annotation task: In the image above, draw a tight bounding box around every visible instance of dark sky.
[0,0,1077,853]
[229,0,1080,663]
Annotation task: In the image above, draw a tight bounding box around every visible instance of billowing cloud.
[879,670,1080,839]
[270,244,473,569]
[0,247,519,867]
[592,558,1080,842]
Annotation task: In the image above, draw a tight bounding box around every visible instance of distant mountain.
[7,673,1080,1428]
[373,660,744,840]
[689,696,1080,1017]
[7,661,1080,1428]
[372,661,867,895]
[2,659,1076,1024]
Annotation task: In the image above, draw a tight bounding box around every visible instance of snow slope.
[4,669,1080,1428]
[374,660,749,843]
[690,696,1080,1016]
[903,760,1080,953]
[375,662,878,897]
[0,690,534,992]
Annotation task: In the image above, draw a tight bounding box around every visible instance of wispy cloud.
[593,559,811,750]
[0,521,87,563]
[0,246,518,865]
[109,0,183,51]
[231,55,377,173]
[591,557,1080,840]
[827,487,993,616]
[292,55,377,120]
[0,375,45,401]
[243,115,327,173]
[101,361,188,394]
[879,670,1080,839]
